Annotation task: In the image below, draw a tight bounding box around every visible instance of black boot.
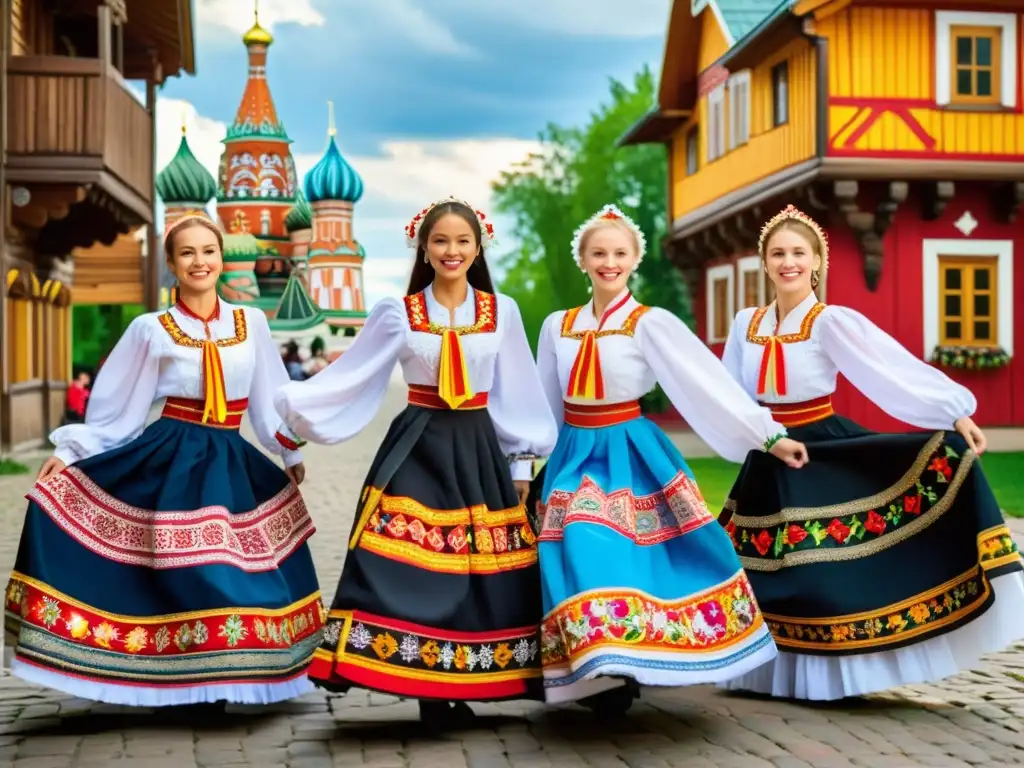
[580,681,638,716]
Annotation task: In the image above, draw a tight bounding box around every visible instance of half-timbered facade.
[1,0,196,452]
[624,0,1023,429]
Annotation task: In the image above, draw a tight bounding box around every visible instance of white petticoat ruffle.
[719,571,1024,701]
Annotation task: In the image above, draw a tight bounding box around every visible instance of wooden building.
[624,0,1024,429]
[1,0,196,452]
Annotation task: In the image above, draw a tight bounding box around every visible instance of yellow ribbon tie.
[438,329,474,409]
[566,330,605,400]
[200,339,229,424]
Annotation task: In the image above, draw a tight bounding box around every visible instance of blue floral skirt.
[6,414,324,706]
[533,410,776,703]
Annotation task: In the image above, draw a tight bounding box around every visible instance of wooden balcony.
[5,55,153,224]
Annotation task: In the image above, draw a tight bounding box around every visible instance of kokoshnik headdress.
[758,204,830,278]
[164,211,217,244]
[404,196,497,249]
[571,204,647,272]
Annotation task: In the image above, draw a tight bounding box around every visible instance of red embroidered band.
[563,400,642,428]
[408,385,489,410]
[763,396,834,427]
[162,397,248,429]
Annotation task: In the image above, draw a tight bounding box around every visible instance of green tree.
[492,66,691,350]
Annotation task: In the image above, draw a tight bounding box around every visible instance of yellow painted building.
[624,0,1024,428]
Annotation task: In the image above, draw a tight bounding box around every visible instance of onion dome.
[285,189,313,232]
[156,130,217,206]
[303,136,364,204]
[243,9,273,47]
[222,232,262,263]
[272,271,324,331]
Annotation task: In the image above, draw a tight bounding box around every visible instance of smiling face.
[167,222,224,295]
[424,212,479,285]
[762,221,821,300]
[580,223,639,298]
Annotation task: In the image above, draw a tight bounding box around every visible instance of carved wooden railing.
[5,55,153,203]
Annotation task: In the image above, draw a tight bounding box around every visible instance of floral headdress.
[164,211,218,245]
[571,204,647,272]
[758,204,830,284]
[404,196,497,249]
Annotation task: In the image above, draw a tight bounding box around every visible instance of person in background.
[303,337,329,378]
[64,370,91,424]
[282,340,306,381]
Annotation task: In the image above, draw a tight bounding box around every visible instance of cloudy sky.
[154,0,671,304]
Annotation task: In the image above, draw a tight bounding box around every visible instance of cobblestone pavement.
[1,382,1024,767]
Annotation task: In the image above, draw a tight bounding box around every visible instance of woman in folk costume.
[718,204,1024,700]
[530,205,809,713]
[274,198,558,725]
[6,214,324,706]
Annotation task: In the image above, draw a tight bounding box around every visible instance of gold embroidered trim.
[158,309,248,348]
[738,445,974,572]
[560,304,651,339]
[359,531,537,574]
[404,291,497,335]
[746,302,825,345]
[731,432,946,527]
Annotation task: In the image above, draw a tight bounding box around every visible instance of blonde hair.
[577,219,641,261]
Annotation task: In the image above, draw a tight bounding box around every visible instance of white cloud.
[155,97,539,305]
[367,0,478,58]
[196,0,325,37]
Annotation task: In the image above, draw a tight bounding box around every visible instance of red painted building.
[624,0,1023,430]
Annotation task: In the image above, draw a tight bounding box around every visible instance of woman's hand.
[954,417,987,455]
[769,437,809,468]
[513,480,530,507]
[37,457,66,482]
[285,462,306,486]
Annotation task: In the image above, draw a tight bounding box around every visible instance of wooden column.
[1,0,10,421]
[145,53,161,311]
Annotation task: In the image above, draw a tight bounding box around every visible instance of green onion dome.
[156,131,217,206]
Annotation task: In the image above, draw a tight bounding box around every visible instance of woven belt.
[563,400,642,428]
[407,384,489,410]
[762,396,834,427]
[162,396,248,429]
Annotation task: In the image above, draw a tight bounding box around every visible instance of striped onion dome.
[156,132,217,206]
[303,136,364,204]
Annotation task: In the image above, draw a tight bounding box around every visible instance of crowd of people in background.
[281,336,331,381]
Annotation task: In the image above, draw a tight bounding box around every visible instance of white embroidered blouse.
[722,291,977,429]
[273,284,558,481]
[536,291,786,463]
[50,301,304,468]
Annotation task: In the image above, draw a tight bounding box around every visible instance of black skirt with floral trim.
[309,404,544,701]
[719,415,1021,656]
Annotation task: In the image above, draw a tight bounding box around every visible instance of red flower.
[752,530,773,556]
[827,519,851,544]
[929,457,952,479]
[787,525,808,545]
[608,624,627,638]
[665,610,680,622]
[608,600,630,619]
[864,510,886,535]
[904,495,921,515]
[589,617,603,627]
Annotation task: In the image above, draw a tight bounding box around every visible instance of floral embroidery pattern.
[29,468,315,572]
[6,575,325,657]
[321,611,540,679]
[560,305,651,339]
[358,494,537,575]
[728,442,966,567]
[766,566,989,651]
[539,473,713,545]
[404,291,497,335]
[158,309,247,348]
[541,572,762,666]
[978,525,1022,573]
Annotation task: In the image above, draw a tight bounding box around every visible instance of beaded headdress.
[404,196,496,249]
[571,204,647,272]
[758,204,829,263]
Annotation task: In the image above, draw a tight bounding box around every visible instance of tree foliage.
[492,66,691,349]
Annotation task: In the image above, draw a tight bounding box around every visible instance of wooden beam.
[146,65,160,311]
[923,181,955,221]
[833,180,908,291]
[993,181,1024,224]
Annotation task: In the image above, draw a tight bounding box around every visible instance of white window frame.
[728,70,751,148]
[705,263,735,344]
[706,84,726,162]
[736,255,765,308]
[922,238,1014,357]
[935,11,1017,108]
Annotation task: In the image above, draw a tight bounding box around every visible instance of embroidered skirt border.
[6,573,324,684]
